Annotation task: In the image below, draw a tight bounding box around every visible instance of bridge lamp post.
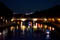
[32,18,38,30]
[20,18,26,34]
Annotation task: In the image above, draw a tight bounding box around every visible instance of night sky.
[0,0,60,14]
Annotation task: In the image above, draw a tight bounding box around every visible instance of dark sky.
[0,0,60,13]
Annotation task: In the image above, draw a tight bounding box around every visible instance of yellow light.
[20,18,26,21]
[44,25,47,29]
[33,25,37,29]
[21,25,26,31]
[28,26,30,29]
[10,26,15,31]
[17,21,20,24]
[52,18,55,22]
[11,19,14,22]
[44,18,47,21]
[32,18,37,21]
[57,18,60,22]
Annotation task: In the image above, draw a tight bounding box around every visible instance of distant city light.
[44,18,47,21]
[21,25,26,31]
[20,18,26,21]
[40,24,43,28]
[46,29,50,34]
[11,19,14,21]
[46,31,50,34]
[52,27,55,31]
[17,21,20,24]
[1,17,3,19]
[44,25,47,29]
[0,32,2,35]
[48,18,52,21]
[32,18,37,21]
[16,25,19,30]
[57,18,60,22]
[10,26,15,31]
[49,27,51,31]
[52,18,55,22]
[6,20,8,23]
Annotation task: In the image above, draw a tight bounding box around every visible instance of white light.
[0,32,2,35]
[46,31,50,34]
[46,35,50,38]
[1,17,3,19]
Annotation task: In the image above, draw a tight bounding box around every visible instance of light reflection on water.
[0,25,57,40]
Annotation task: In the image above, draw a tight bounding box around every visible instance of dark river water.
[0,26,60,40]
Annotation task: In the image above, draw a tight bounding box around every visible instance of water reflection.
[0,22,57,40]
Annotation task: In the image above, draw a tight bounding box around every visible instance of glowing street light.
[52,27,55,31]
[20,18,26,21]
[21,25,26,31]
[32,18,37,21]
[0,32,2,35]
[1,17,3,19]
[52,18,55,22]
[44,18,47,22]
[11,18,14,22]
[10,26,15,31]
[57,18,60,22]
[44,25,47,29]
[33,25,37,30]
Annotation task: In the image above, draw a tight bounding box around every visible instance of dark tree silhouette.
[0,2,13,20]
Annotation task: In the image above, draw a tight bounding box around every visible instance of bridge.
[0,18,60,32]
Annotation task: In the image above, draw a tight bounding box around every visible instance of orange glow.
[48,27,51,31]
[57,18,60,22]
[52,18,55,22]
[48,18,52,21]
[10,26,15,31]
[40,24,43,28]
[37,23,41,28]
[52,27,55,31]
